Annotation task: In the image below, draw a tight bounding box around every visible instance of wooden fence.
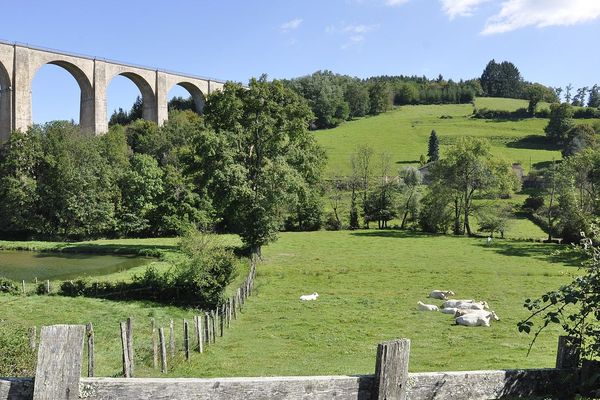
[1,327,598,400]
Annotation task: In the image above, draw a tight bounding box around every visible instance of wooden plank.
[159,327,167,374]
[120,322,131,378]
[374,339,410,400]
[32,325,85,400]
[406,369,576,400]
[86,322,95,378]
[78,375,374,400]
[0,378,34,400]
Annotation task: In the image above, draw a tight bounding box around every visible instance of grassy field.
[2,231,578,378]
[473,97,551,112]
[315,102,560,176]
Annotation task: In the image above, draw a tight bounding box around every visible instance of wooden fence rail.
[1,326,597,400]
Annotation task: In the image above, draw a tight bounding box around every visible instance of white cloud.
[280,18,303,32]
[343,24,379,34]
[482,0,600,35]
[440,0,490,19]
[327,23,379,49]
[384,0,410,6]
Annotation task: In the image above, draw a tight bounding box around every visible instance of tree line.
[0,77,325,256]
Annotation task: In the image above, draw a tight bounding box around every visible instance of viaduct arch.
[0,41,225,142]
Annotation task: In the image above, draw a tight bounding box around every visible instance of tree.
[525,83,546,116]
[565,83,573,104]
[353,145,373,228]
[588,84,600,108]
[368,81,392,115]
[204,76,325,256]
[480,59,523,98]
[427,130,439,162]
[428,137,519,236]
[399,166,421,229]
[572,86,589,107]
[476,203,512,238]
[545,103,575,143]
[562,124,598,158]
[344,80,370,118]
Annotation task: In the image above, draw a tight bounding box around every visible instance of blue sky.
[1,0,599,123]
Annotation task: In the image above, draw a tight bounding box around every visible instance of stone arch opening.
[31,61,94,132]
[0,61,11,142]
[167,82,206,115]
[117,72,156,122]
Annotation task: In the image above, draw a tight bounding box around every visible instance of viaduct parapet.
[0,41,226,142]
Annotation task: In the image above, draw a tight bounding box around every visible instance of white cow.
[455,314,491,327]
[454,309,500,321]
[443,300,489,310]
[417,301,439,311]
[440,307,459,315]
[300,292,319,301]
[428,290,455,300]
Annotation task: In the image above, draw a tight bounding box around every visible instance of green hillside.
[315,101,560,176]
[473,97,551,112]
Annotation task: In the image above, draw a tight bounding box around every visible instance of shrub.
[324,212,342,231]
[0,277,18,294]
[523,195,544,211]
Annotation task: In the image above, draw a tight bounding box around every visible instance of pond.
[0,250,152,281]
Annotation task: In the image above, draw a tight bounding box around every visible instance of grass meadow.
[1,231,579,377]
[315,101,560,176]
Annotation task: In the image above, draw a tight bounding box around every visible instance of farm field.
[2,231,577,378]
[315,101,560,176]
[473,97,551,112]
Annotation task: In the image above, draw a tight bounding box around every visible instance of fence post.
[159,327,167,373]
[120,321,132,378]
[183,319,190,361]
[374,338,411,400]
[28,326,36,350]
[556,335,581,369]
[86,322,94,377]
[195,315,203,353]
[169,319,175,357]
[220,305,225,337]
[126,317,134,377]
[151,318,158,369]
[45,280,50,294]
[32,325,85,400]
[204,312,210,347]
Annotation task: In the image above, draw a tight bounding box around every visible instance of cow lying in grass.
[428,290,455,300]
[300,293,319,301]
[417,301,439,311]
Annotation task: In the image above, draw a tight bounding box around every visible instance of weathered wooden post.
[86,322,94,377]
[159,327,167,373]
[126,317,134,376]
[45,280,50,294]
[556,335,581,369]
[183,319,190,361]
[120,321,132,378]
[211,310,217,343]
[28,326,36,350]
[556,335,581,400]
[195,315,203,353]
[22,280,25,294]
[374,338,411,400]
[151,318,158,368]
[220,305,225,337]
[204,312,210,347]
[32,325,85,400]
[169,319,175,357]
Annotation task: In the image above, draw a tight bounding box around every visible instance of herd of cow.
[417,290,499,327]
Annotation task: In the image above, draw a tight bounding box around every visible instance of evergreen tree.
[427,130,439,162]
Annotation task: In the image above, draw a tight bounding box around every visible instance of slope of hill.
[315,102,560,176]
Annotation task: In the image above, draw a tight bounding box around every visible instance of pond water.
[0,251,152,281]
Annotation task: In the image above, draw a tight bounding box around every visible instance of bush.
[0,277,18,294]
[472,107,529,120]
[573,107,600,119]
[523,195,544,211]
[59,280,89,296]
[324,212,342,231]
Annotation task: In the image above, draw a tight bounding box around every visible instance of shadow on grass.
[349,229,438,239]
[395,160,420,165]
[506,135,561,151]
[480,241,584,267]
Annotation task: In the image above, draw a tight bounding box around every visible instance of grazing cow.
[455,314,491,327]
[428,290,455,300]
[300,292,319,301]
[454,309,500,321]
[417,301,439,311]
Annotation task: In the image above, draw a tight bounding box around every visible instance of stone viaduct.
[0,41,226,142]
